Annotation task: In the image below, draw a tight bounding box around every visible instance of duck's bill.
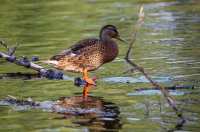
[116,37,129,44]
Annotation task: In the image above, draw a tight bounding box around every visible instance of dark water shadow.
[0,72,41,80]
[0,95,122,131]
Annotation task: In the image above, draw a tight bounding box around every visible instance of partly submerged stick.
[0,40,63,79]
[124,6,185,126]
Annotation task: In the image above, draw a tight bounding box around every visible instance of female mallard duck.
[46,25,125,96]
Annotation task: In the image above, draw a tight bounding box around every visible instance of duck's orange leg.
[82,68,96,98]
[82,68,96,85]
[83,83,91,98]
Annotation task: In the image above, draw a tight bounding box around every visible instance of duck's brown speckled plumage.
[49,25,120,73]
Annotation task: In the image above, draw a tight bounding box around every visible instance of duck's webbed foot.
[82,68,96,86]
[74,68,97,98]
[82,68,97,98]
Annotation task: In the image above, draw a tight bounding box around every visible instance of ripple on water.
[148,10,182,22]
[146,38,185,45]
[145,22,177,31]
[127,117,141,121]
[102,76,172,84]
[127,90,185,96]
[144,2,178,10]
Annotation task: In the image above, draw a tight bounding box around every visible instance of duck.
[46,25,126,97]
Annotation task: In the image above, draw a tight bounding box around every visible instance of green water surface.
[0,0,200,131]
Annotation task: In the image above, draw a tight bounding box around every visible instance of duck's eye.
[109,28,118,35]
[113,29,118,33]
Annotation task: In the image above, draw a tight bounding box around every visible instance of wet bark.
[0,40,63,79]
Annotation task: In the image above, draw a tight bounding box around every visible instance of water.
[0,0,200,131]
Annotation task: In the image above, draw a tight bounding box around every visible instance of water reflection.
[0,95,121,131]
[56,96,121,131]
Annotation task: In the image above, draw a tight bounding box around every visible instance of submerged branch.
[0,40,63,79]
[135,85,194,91]
[124,6,185,126]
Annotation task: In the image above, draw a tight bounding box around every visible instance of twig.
[0,40,19,55]
[135,85,194,91]
[7,95,17,100]
[124,6,185,126]
[0,40,63,79]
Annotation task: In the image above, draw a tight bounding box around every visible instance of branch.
[135,85,194,91]
[0,40,63,79]
[124,6,185,126]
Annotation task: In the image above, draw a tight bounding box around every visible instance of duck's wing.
[50,38,99,61]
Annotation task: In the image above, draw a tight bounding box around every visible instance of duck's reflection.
[54,96,122,131]
[0,95,122,131]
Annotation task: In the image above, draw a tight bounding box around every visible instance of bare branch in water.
[124,6,185,126]
[135,85,194,91]
[0,40,63,79]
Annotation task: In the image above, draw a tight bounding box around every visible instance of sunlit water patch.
[127,89,185,96]
[145,21,177,31]
[144,1,178,10]
[102,76,172,84]
[146,38,185,45]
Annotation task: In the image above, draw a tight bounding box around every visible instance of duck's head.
[99,25,127,43]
